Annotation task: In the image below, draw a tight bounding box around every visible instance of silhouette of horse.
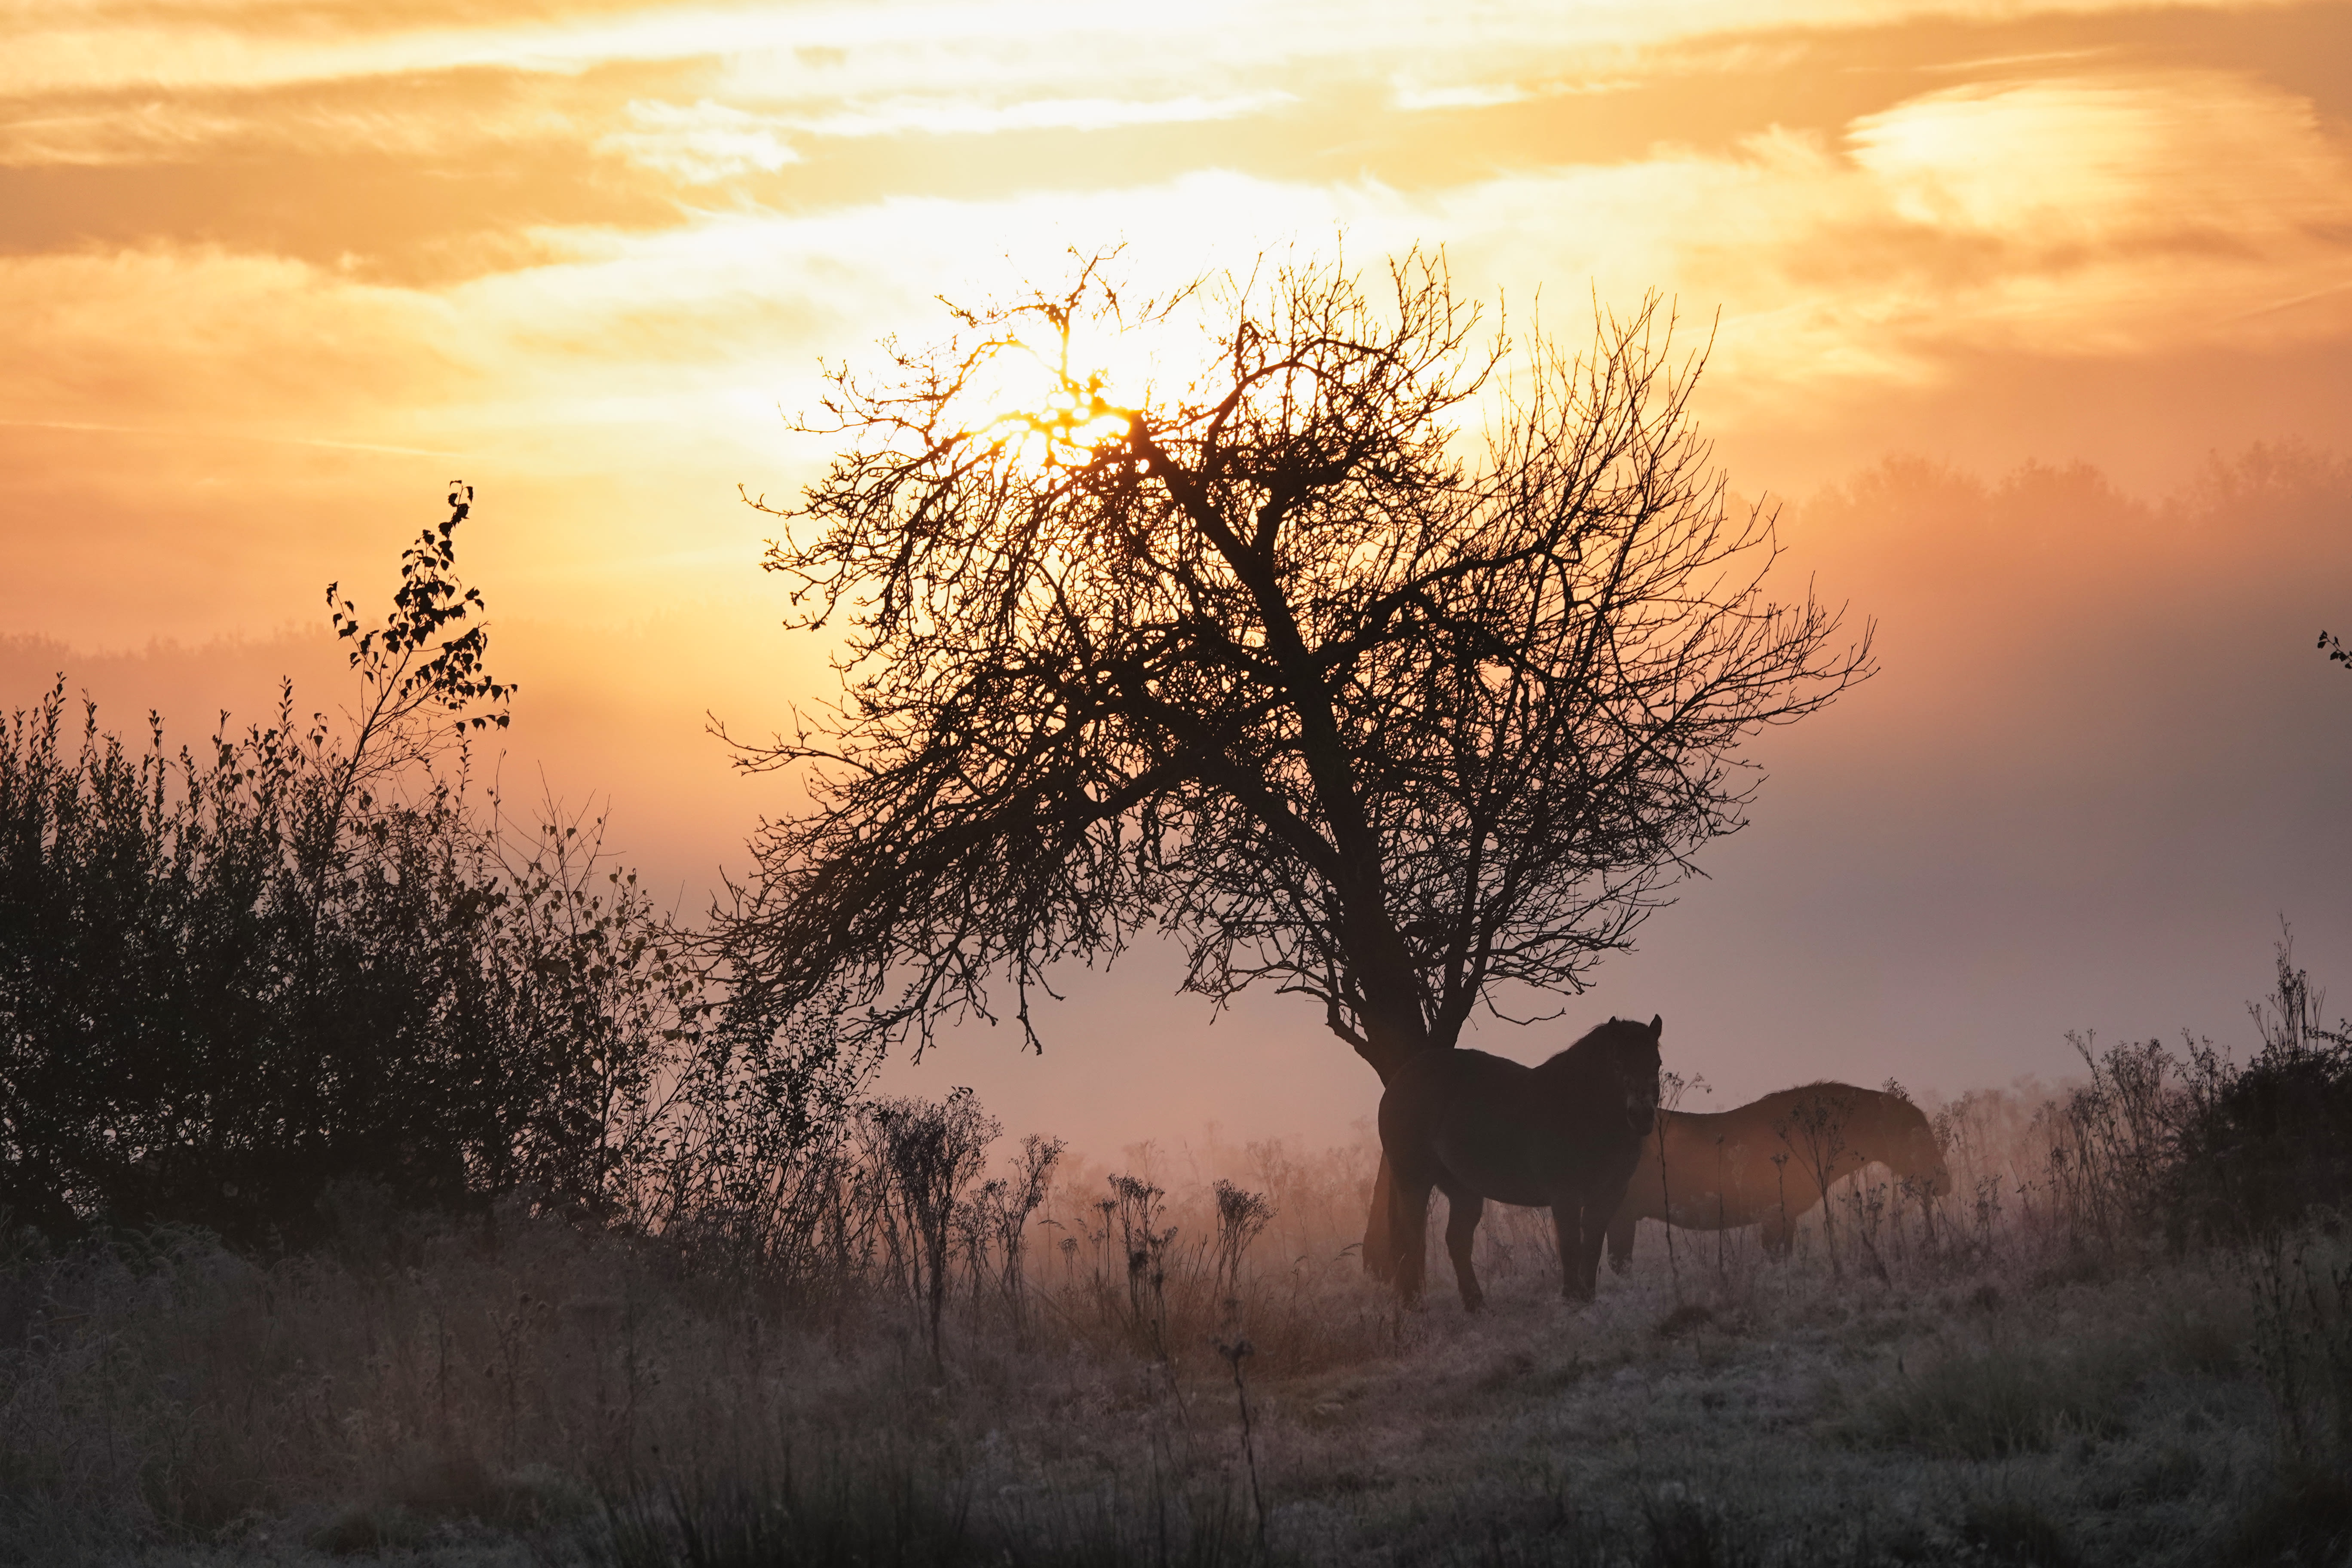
[1376,1015,1663,1309]
[1605,1082,1950,1269]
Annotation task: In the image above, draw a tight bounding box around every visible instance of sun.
[951,317,1147,474]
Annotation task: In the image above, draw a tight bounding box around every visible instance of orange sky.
[5,0,2351,1154]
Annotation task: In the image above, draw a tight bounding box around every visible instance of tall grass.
[0,1069,2340,1568]
[0,1125,1365,1562]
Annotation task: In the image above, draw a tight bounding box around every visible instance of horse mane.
[1757,1079,1908,1099]
[1741,1081,1929,1131]
[1534,1016,1656,1078]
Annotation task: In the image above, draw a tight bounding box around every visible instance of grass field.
[3,1089,2346,1568]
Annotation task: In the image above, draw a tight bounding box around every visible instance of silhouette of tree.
[2321,629,2349,673]
[720,250,1873,1084]
[323,480,515,806]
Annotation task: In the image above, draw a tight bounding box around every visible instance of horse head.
[1898,1105,1953,1197]
[1866,1095,1953,1197]
[1604,1014,1664,1138]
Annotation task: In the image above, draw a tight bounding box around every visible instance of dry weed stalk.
[1775,1090,1851,1277]
[1214,1336,1268,1550]
[1212,1179,1276,1326]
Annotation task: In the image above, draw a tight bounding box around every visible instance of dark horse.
[1377,1015,1663,1309]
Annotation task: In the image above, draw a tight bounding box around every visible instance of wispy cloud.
[0,418,467,457]
[17,57,2344,484]
[0,101,248,165]
[1390,82,1529,112]
[3,0,2291,98]
[600,98,799,182]
[777,91,1296,141]
[1846,70,2350,249]
[1388,77,1638,112]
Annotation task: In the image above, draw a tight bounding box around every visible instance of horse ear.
[1648,1014,1662,1036]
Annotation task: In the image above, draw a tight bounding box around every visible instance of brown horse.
[1377,1015,1662,1309]
[1605,1082,1950,1269]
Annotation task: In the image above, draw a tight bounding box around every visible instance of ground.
[3,1134,2342,1567]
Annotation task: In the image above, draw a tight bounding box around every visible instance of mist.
[9,442,2345,1160]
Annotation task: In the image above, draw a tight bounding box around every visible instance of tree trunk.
[1362,1154,1398,1282]
[1352,1000,1443,1281]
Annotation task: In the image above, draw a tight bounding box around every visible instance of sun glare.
[955,325,1143,474]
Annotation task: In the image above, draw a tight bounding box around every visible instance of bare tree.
[718,248,1871,1084]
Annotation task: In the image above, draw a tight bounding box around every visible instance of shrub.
[0,492,851,1249]
[1985,940,2352,1257]
[2167,952,2352,1243]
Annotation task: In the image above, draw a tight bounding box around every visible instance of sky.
[4,0,2350,1157]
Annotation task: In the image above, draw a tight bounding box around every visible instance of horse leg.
[1362,1155,1396,1282]
[1762,1207,1793,1261]
[1387,1167,1436,1306]
[1570,1198,1614,1301]
[1550,1202,1596,1304]
[1442,1187,1486,1313]
[1606,1205,1637,1276]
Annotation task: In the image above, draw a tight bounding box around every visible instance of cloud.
[776,91,1296,141]
[1408,64,2352,392]
[6,0,2350,666]
[1847,70,2351,249]
[0,100,248,165]
[600,98,799,182]
[0,247,466,426]
[0,79,593,169]
[10,55,2349,474]
[1388,77,1642,113]
[3,0,2300,100]
[1830,70,2352,354]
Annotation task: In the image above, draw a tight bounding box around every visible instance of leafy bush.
[0,491,849,1249]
